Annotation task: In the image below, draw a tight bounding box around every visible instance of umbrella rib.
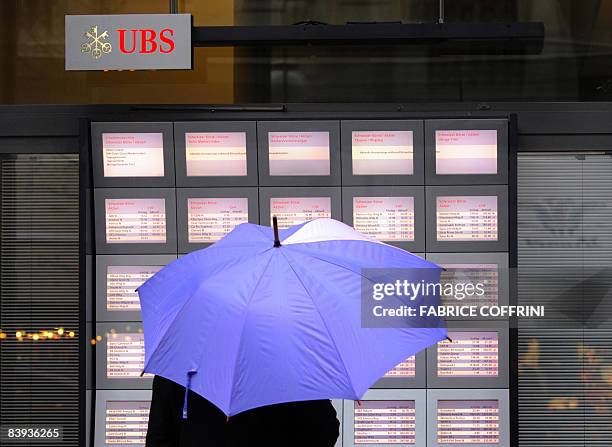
[142,247,273,374]
[279,249,358,398]
[224,252,276,412]
[283,246,385,286]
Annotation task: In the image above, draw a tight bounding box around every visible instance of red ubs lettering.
[117,28,175,54]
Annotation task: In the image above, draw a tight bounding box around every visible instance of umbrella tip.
[272,216,281,247]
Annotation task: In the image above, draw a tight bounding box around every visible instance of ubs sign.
[65,14,192,70]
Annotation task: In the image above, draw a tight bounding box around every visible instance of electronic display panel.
[176,188,259,252]
[372,348,426,389]
[94,188,177,255]
[427,389,509,447]
[425,186,508,252]
[424,119,508,185]
[259,187,342,229]
[94,390,152,447]
[341,120,424,185]
[95,255,177,322]
[342,186,425,252]
[91,122,175,188]
[95,323,152,390]
[174,121,258,187]
[427,322,509,388]
[426,253,509,319]
[257,121,341,186]
[343,389,426,447]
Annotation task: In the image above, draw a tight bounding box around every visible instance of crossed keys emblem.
[81,25,112,60]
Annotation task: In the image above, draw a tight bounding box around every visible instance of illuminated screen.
[106,332,149,379]
[437,400,500,444]
[437,332,499,377]
[354,400,416,444]
[185,132,247,177]
[435,130,497,175]
[353,197,415,242]
[106,266,163,311]
[105,198,167,244]
[270,197,331,229]
[268,132,330,176]
[440,264,499,307]
[383,356,416,378]
[102,133,164,178]
[105,400,150,446]
[188,197,249,243]
[436,196,497,241]
[352,131,413,175]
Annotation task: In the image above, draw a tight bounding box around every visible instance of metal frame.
[425,185,509,252]
[425,253,510,320]
[93,390,152,447]
[190,22,544,52]
[93,187,178,255]
[426,388,510,447]
[7,102,611,447]
[426,321,510,389]
[424,118,509,185]
[95,254,177,322]
[94,322,152,390]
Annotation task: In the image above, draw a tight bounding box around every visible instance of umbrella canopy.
[138,218,446,416]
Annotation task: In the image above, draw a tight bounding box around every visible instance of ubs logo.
[81,25,112,59]
[117,29,176,54]
[80,25,176,59]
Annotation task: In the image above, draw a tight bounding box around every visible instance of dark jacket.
[146,375,340,447]
[146,375,227,447]
[227,399,340,447]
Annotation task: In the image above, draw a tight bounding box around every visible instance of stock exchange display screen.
[354,400,417,444]
[105,198,167,244]
[384,356,416,378]
[437,400,500,444]
[353,196,415,242]
[105,400,150,446]
[106,266,163,311]
[268,132,330,176]
[435,130,497,175]
[439,264,499,307]
[352,131,413,176]
[106,333,148,379]
[436,196,497,241]
[187,197,249,243]
[185,132,248,177]
[437,332,499,378]
[102,133,165,178]
[270,197,331,229]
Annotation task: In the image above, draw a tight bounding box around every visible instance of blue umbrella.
[138,218,446,417]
